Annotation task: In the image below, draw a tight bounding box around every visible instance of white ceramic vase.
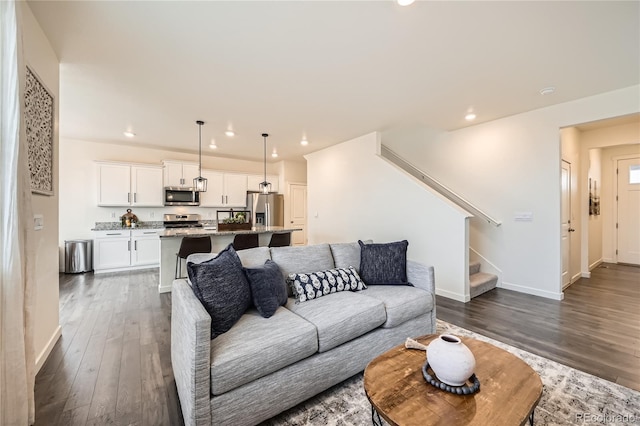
[426,334,476,386]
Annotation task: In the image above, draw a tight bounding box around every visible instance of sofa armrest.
[171,279,212,426]
[407,260,436,330]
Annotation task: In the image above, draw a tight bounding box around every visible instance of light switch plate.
[34,214,44,230]
[514,212,533,222]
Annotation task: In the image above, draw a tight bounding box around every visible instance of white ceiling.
[27,1,639,162]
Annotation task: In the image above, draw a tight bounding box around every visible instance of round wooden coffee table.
[364,335,542,426]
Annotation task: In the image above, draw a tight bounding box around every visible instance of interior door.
[561,161,572,288]
[617,157,640,265]
[289,184,307,246]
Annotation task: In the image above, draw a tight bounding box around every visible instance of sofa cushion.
[244,260,288,318]
[329,240,372,273]
[237,246,272,268]
[210,307,318,395]
[288,266,366,303]
[187,244,251,339]
[361,285,434,328]
[271,244,335,295]
[358,240,409,285]
[285,292,386,352]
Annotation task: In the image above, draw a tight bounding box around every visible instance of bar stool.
[175,236,212,279]
[268,232,291,248]
[232,234,259,251]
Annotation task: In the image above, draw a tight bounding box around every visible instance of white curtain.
[1,0,36,424]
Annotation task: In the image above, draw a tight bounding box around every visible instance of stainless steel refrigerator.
[247,192,284,227]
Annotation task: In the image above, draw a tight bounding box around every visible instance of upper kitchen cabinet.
[163,160,200,188]
[96,161,163,207]
[199,170,248,207]
[247,174,279,193]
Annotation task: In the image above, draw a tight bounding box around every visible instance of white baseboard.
[36,325,62,373]
[158,284,172,293]
[581,271,591,278]
[589,259,603,271]
[435,288,469,303]
[500,281,564,301]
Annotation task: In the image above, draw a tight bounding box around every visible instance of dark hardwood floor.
[34,263,639,425]
[437,263,640,391]
[35,269,183,426]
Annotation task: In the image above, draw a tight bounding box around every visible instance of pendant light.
[193,120,208,192]
[259,133,271,194]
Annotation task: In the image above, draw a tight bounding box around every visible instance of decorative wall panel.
[25,66,54,195]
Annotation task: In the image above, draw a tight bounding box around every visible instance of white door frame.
[613,154,640,264]
[561,160,573,289]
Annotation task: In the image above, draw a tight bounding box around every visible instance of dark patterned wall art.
[25,66,54,195]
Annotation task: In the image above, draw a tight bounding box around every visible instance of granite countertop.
[159,226,302,238]
[92,221,165,231]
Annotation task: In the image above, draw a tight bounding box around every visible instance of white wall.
[382,86,639,300]
[21,2,61,371]
[58,138,288,268]
[579,120,639,266]
[276,159,307,234]
[306,132,472,301]
[587,148,603,269]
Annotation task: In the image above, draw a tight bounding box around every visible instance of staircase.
[469,261,498,299]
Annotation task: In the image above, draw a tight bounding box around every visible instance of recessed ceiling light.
[465,113,476,121]
[300,139,309,146]
[397,0,415,5]
[209,139,217,149]
[123,131,136,138]
[271,149,278,158]
[540,87,555,96]
[225,130,235,137]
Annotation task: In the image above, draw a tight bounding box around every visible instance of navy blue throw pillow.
[244,259,288,318]
[187,244,251,338]
[358,240,409,285]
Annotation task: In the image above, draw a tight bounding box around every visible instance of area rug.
[261,320,640,426]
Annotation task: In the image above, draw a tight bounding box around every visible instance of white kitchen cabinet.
[93,229,162,273]
[224,173,248,206]
[199,170,247,207]
[131,230,161,266]
[247,174,279,193]
[96,162,163,207]
[163,160,200,188]
[97,163,131,206]
[131,166,163,206]
[93,230,132,271]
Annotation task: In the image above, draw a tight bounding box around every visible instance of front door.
[617,157,640,265]
[561,161,573,288]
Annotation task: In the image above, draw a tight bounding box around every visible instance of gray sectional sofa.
[171,241,436,426]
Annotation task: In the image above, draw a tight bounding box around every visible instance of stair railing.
[380,145,502,227]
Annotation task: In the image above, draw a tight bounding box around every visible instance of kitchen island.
[158,226,301,293]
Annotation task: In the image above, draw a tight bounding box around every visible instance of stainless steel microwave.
[164,187,200,206]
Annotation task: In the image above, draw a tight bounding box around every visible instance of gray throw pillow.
[358,240,409,285]
[288,266,366,303]
[187,244,251,338]
[244,259,288,318]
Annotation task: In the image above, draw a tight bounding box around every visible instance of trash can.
[65,239,93,273]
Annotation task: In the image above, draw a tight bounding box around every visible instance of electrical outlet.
[150,212,155,218]
[111,212,116,218]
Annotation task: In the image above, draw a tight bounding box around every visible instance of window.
[630,165,640,184]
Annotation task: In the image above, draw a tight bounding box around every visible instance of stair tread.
[469,260,482,275]
[470,272,498,287]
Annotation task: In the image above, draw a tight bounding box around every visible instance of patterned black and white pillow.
[288,266,366,303]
